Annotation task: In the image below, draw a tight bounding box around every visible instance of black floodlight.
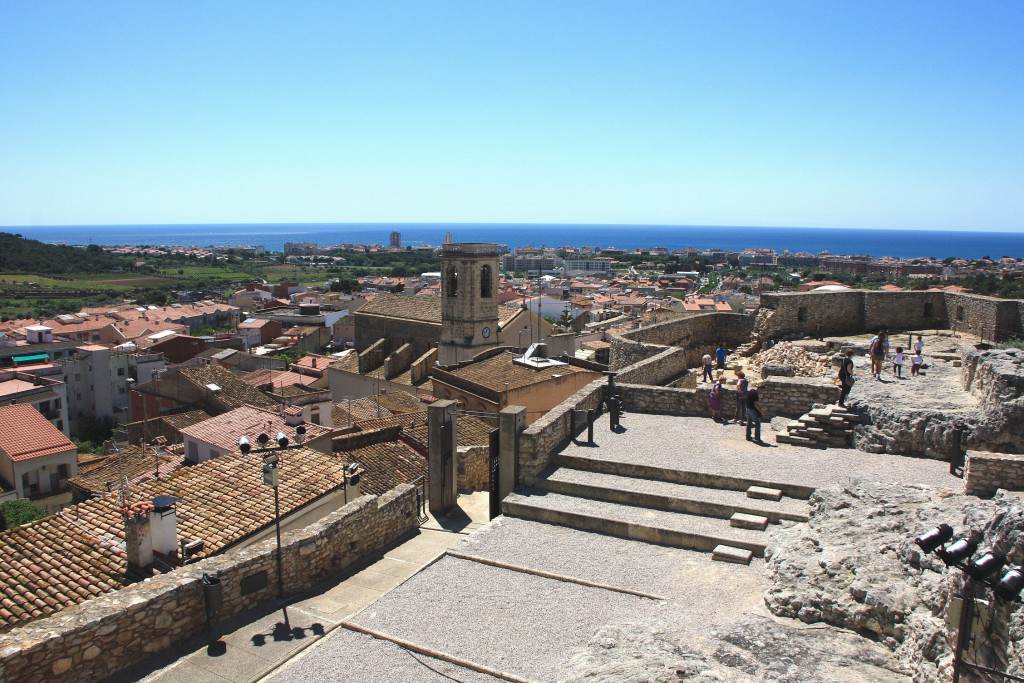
[937,538,979,567]
[276,431,289,448]
[238,436,251,454]
[295,424,306,444]
[915,524,954,554]
[257,433,270,447]
[995,567,1024,602]
[965,551,1007,581]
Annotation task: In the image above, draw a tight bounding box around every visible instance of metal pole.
[274,485,283,599]
[952,577,975,683]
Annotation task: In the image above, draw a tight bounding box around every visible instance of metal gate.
[488,427,500,520]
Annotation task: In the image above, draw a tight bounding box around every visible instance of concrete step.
[502,489,769,557]
[775,434,820,446]
[536,467,808,523]
[552,453,815,500]
[713,545,754,565]
[746,485,782,501]
[730,512,769,530]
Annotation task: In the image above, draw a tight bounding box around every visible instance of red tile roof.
[180,405,331,453]
[0,404,75,461]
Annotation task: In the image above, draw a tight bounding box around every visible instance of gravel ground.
[452,516,768,603]
[543,467,810,518]
[563,414,961,491]
[506,489,769,546]
[268,629,506,683]
[348,555,674,682]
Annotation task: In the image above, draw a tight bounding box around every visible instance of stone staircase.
[502,454,812,566]
[775,405,859,448]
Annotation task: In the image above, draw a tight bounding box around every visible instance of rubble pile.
[740,341,833,379]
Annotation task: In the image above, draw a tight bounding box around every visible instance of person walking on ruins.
[715,342,729,370]
[912,350,923,376]
[893,347,905,378]
[708,371,724,422]
[702,352,714,382]
[838,350,855,407]
[914,334,924,356]
[746,383,764,443]
[869,330,888,379]
[734,369,749,425]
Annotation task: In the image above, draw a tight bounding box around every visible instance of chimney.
[150,495,181,556]
[125,512,153,573]
[312,358,317,368]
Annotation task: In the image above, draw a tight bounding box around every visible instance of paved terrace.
[259,415,959,682]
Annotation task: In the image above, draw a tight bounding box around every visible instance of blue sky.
[1,1,1021,230]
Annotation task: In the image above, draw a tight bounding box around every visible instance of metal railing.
[410,476,428,523]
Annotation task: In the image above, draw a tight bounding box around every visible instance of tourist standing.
[702,352,714,382]
[715,343,729,370]
[914,334,924,356]
[869,330,888,379]
[815,322,824,341]
[912,351,923,376]
[734,369,749,425]
[708,372,724,422]
[746,383,764,443]
[893,347,905,378]
[838,350,855,407]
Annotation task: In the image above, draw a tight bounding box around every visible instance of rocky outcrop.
[763,480,1024,681]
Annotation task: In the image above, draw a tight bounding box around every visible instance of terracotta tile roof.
[441,351,596,392]
[178,364,276,410]
[0,446,350,632]
[160,410,214,431]
[68,446,185,496]
[354,410,493,449]
[242,369,316,389]
[0,404,76,461]
[332,399,394,426]
[336,436,426,497]
[357,292,443,324]
[372,391,426,415]
[180,405,331,453]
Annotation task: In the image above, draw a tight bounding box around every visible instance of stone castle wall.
[615,345,689,385]
[0,486,419,683]
[520,379,606,479]
[458,444,490,492]
[620,376,839,420]
[964,451,1024,497]
[613,312,754,368]
[755,290,1023,345]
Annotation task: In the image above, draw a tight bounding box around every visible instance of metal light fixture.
[295,424,306,445]
[937,539,979,567]
[915,524,954,554]
[257,433,270,448]
[965,551,1007,581]
[995,567,1024,602]
[276,431,289,448]
[238,436,251,454]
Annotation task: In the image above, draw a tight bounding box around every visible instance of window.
[956,305,965,322]
[797,307,807,323]
[58,464,69,479]
[480,265,492,298]
[117,368,125,376]
[57,420,63,431]
[91,333,100,341]
[447,267,458,297]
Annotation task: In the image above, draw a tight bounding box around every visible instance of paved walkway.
[106,493,491,683]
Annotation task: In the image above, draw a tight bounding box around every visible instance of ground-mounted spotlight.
[916,524,955,554]
[937,538,979,567]
[965,551,1007,581]
[994,567,1024,602]
[238,436,251,454]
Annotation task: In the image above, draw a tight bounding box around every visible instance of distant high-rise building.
[390,231,401,248]
[444,232,453,244]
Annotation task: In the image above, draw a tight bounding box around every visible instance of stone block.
[730,513,769,530]
[747,485,783,501]
[712,545,754,564]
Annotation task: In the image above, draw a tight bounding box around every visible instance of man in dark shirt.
[715,343,729,370]
[746,384,764,443]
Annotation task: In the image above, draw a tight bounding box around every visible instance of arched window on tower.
[447,267,458,297]
[480,265,492,298]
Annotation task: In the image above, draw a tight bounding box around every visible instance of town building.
[0,403,78,512]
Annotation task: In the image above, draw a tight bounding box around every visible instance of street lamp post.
[239,426,306,600]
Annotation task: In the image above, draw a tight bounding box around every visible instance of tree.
[0,500,48,530]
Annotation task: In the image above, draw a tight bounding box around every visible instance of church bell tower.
[437,242,500,367]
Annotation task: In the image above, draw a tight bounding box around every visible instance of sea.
[6,223,1024,260]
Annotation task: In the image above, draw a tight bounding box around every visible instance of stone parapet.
[458,444,489,492]
[520,379,606,479]
[619,377,840,420]
[965,451,1024,497]
[0,485,419,683]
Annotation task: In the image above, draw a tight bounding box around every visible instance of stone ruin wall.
[520,379,606,479]
[458,444,489,492]
[0,486,419,683]
[964,451,1024,497]
[756,290,1024,346]
[612,312,754,369]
